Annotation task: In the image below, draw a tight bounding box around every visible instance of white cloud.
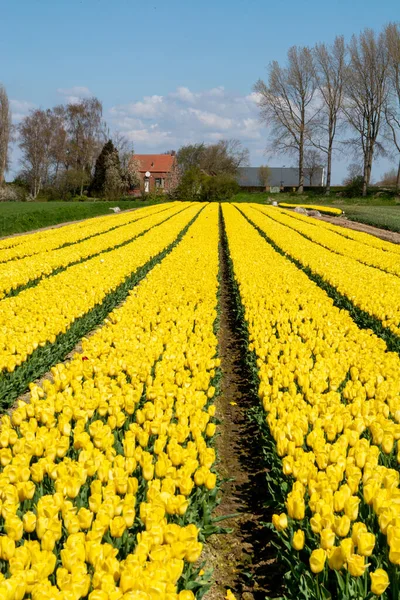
[10,99,36,122]
[206,86,225,97]
[57,86,92,104]
[169,86,196,103]
[112,95,164,119]
[188,108,233,130]
[109,85,265,162]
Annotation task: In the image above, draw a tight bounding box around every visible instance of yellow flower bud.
[272,513,288,531]
[340,538,355,560]
[335,515,351,538]
[328,547,344,571]
[320,528,335,550]
[292,530,305,551]
[357,532,375,557]
[22,511,37,533]
[309,548,326,574]
[110,516,126,538]
[205,472,217,490]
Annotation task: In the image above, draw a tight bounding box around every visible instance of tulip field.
[1,201,400,599]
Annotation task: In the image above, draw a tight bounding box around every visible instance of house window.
[155,178,165,189]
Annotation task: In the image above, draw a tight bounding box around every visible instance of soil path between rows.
[314,214,400,244]
[202,218,281,600]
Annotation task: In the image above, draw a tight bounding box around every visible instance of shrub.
[0,185,26,202]
[175,168,239,201]
[202,174,240,201]
[343,175,364,198]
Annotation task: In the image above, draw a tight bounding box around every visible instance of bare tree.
[177,139,248,177]
[384,22,400,190]
[200,139,249,176]
[312,36,346,194]
[304,149,324,185]
[49,105,68,180]
[258,165,271,188]
[378,168,398,186]
[254,45,318,193]
[0,84,12,186]
[18,109,61,198]
[65,98,104,195]
[342,161,363,185]
[343,29,389,196]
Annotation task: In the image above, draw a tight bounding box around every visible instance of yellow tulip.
[292,529,305,550]
[309,548,326,574]
[328,547,344,571]
[110,516,126,538]
[320,528,335,550]
[346,554,366,577]
[370,569,390,595]
[357,532,375,557]
[22,511,37,533]
[272,513,288,531]
[335,515,351,538]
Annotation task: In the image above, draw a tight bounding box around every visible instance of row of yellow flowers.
[281,207,400,256]
[0,204,200,376]
[277,203,343,216]
[271,207,400,278]
[240,204,400,338]
[0,204,185,299]
[223,203,400,598]
[0,203,220,599]
[0,203,171,263]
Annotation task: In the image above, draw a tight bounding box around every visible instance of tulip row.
[0,203,186,299]
[0,203,220,600]
[0,203,171,263]
[0,204,201,408]
[277,203,343,216]
[222,203,400,599]
[270,207,400,278]
[281,207,400,256]
[239,204,400,341]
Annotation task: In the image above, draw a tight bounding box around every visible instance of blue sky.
[2,0,399,183]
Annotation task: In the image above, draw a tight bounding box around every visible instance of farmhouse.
[237,166,325,191]
[130,152,177,194]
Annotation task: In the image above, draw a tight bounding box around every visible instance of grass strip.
[235,205,400,356]
[0,203,172,264]
[0,200,165,237]
[0,207,203,410]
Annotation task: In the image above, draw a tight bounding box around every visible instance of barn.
[237,166,325,191]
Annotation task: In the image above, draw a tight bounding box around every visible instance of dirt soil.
[201,227,281,600]
[314,214,400,244]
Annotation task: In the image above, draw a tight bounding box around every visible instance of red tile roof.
[132,154,176,173]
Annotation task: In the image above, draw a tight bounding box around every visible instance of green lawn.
[231,192,400,232]
[0,200,163,237]
[341,206,400,232]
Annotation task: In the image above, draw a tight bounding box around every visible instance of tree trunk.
[0,152,6,186]
[396,159,400,192]
[325,143,332,195]
[298,135,304,194]
[362,149,370,197]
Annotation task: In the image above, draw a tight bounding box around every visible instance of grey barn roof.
[237,167,325,187]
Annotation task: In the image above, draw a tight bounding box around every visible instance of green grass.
[341,206,400,232]
[230,192,400,232]
[0,200,164,237]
